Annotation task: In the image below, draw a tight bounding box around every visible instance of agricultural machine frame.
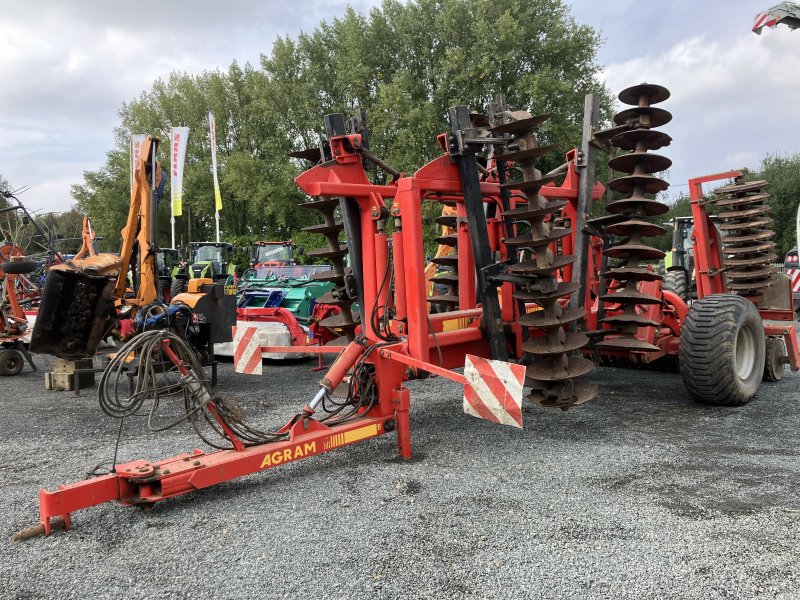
[15,90,798,539]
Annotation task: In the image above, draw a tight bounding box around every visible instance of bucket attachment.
[30,255,121,359]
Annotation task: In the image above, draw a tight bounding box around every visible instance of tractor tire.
[0,348,24,376]
[170,278,186,298]
[1,260,37,274]
[663,270,689,302]
[679,294,765,406]
[764,337,787,382]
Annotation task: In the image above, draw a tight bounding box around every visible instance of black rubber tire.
[1,260,37,274]
[679,294,765,406]
[764,337,786,382]
[663,270,689,302]
[0,348,24,376]
[170,278,186,298]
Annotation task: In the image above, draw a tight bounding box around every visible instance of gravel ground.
[2,351,799,599]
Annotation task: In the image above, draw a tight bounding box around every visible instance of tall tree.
[73,0,610,251]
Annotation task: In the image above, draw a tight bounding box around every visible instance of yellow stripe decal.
[343,424,380,444]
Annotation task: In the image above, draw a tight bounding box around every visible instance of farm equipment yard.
[2,354,799,599]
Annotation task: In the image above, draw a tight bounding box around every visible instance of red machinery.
[16,96,605,540]
[14,86,798,540]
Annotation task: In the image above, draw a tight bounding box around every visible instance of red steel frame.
[578,169,799,369]
[23,136,600,539]
[22,141,800,539]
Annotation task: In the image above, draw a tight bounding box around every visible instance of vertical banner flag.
[208,112,222,211]
[170,127,189,217]
[129,134,147,192]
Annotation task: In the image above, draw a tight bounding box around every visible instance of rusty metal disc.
[603,242,665,261]
[435,215,457,227]
[719,218,773,231]
[718,204,771,219]
[319,313,358,330]
[432,254,459,267]
[724,253,777,267]
[522,332,590,356]
[600,288,662,305]
[723,241,776,255]
[504,228,571,248]
[519,306,585,329]
[605,197,670,217]
[604,218,666,238]
[311,270,346,283]
[607,174,670,195]
[509,254,576,275]
[426,294,459,305]
[613,106,672,128]
[714,180,768,195]
[500,174,559,192]
[610,129,672,151]
[496,145,557,163]
[608,151,672,175]
[715,192,770,208]
[529,379,598,408]
[432,273,459,284]
[595,336,660,352]
[602,265,663,282]
[503,199,567,221]
[727,281,771,292]
[601,314,661,328]
[726,266,776,280]
[514,281,581,302]
[618,83,671,106]
[302,222,344,235]
[723,230,775,244]
[586,214,627,229]
[490,113,553,134]
[316,291,351,306]
[434,234,458,246]
[307,245,348,259]
[525,355,595,382]
[300,197,340,210]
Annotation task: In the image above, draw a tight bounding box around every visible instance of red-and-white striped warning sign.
[787,268,800,293]
[232,325,262,375]
[463,354,526,428]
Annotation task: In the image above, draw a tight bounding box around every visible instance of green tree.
[750,153,800,257]
[73,0,610,254]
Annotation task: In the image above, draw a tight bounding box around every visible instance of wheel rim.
[735,325,756,381]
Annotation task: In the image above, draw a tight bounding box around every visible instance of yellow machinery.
[30,136,235,360]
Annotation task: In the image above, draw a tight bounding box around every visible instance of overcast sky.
[0,0,797,213]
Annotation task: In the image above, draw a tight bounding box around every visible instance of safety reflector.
[232,325,262,375]
[462,354,526,428]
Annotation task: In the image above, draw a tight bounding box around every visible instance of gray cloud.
[1,0,796,212]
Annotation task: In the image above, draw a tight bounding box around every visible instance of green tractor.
[172,242,240,297]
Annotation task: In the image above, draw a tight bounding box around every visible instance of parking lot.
[3,354,799,599]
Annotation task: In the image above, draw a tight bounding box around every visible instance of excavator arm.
[114,136,161,305]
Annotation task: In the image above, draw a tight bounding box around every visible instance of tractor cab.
[156,248,181,278]
[663,215,723,301]
[186,242,236,282]
[252,241,298,267]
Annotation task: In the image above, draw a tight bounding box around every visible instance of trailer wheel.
[679,294,765,406]
[0,348,24,376]
[170,278,186,298]
[764,337,787,382]
[663,270,689,302]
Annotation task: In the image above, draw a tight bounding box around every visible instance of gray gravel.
[2,352,800,599]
